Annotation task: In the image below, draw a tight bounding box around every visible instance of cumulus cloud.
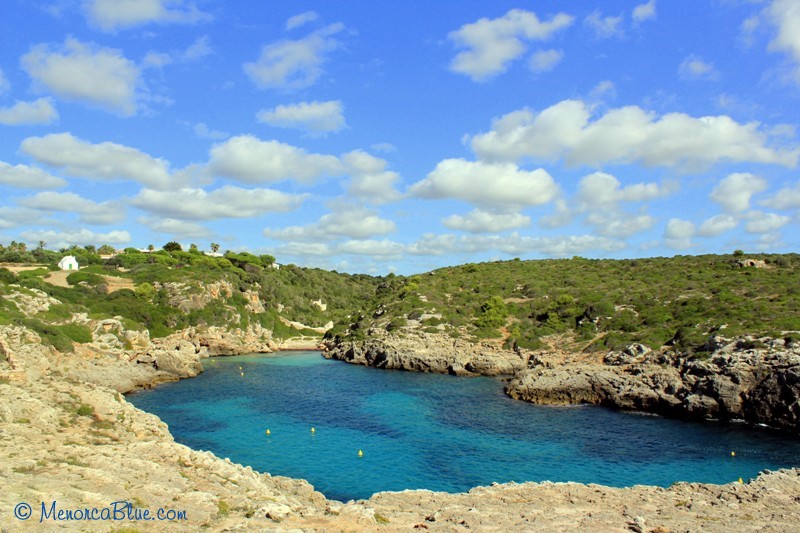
[257,100,346,133]
[0,162,66,189]
[18,191,124,224]
[20,228,130,248]
[744,211,790,234]
[443,209,530,233]
[762,182,800,210]
[20,132,175,189]
[336,239,405,257]
[341,150,402,204]
[528,49,564,73]
[470,99,799,169]
[448,9,573,81]
[664,218,696,250]
[575,172,669,210]
[244,23,344,90]
[584,11,624,39]
[697,214,738,237]
[21,38,141,115]
[411,159,559,209]
[765,0,800,81]
[83,0,211,32]
[0,98,59,125]
[632,1,657,24]
[142,35,213,68]
[131,186,306,220]
[206,135,343,184]
[265,205,395,241]
[679,55,719,81]
[709,173,768,213]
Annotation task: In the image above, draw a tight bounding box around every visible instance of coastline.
[3,326,800,530]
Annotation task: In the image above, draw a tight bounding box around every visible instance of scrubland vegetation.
[2,241,798,358]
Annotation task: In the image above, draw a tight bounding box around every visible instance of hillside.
[326,253,800,357]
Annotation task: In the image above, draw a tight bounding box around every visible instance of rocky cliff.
[506,335,800,433]
[323,328,530,376]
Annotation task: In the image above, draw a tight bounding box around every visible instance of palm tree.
[211,242,220,254]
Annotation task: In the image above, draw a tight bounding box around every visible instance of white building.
[58,256,79,271]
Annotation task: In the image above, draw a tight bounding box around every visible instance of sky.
[1,0,800,275]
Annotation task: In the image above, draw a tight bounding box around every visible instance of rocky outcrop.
[507,336,800,433]
[323,329,529,376]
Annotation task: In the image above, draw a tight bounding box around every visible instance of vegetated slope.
[0,249,381,349]
[326,253,800,356]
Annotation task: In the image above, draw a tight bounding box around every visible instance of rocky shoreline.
[324,329,800,435]
[3,323,800,531]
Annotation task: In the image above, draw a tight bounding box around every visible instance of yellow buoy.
[738,477,744,484]
[311,427,316,434]
[240,372,244,377]
[358,449,363,458]
[238,366,242,370]
[731,451,736,457]
[265,429,271,436]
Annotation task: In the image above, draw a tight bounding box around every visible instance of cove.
[128,351,800,503]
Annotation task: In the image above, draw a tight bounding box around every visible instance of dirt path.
[42,270,135,292]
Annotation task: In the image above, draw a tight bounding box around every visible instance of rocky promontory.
[323,328,529,376]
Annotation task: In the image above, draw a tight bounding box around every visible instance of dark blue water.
[128,351,800,502]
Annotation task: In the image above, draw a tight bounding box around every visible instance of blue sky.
[1,0,799,274]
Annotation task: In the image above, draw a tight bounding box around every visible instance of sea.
[127,351,800,502]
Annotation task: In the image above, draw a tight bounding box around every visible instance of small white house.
[58,255,79,271]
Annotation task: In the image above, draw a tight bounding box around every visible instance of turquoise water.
[128,351,800,502]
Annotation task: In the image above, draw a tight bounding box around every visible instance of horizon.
[1,1,800,276]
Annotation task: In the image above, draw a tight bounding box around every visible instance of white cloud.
[697,214,738,237]
[632,1,657,24]
[341,150,402,204]
[21,38,141,115]
[528,49,564,73]
[709,172,768,213]
[664,218,695,250]
[20,228,130,248]
[0,162,66,189]
[448,9,573,81]
[18,191,124,224]
[443,209,530,233]
[183,35,212,61]
[257,100,346,133]
[244,23,344,90]
[131,186,306,220]
[410,159,559,209]
[744,211,790,234]
[762,182,800,210]
[0,207,47,229]
[595,214,655,238]
[470,99,799,169]
[766,0,800,81]
[584,11,624,39]
[20,132,175,189]
[0,98,59,126]
[83,0,211,32]
[336,239,405,257]
[679,55,719,81]
[138,216,211,239]
[286,11,319,31]
[264,206,395,241]
[575,172,668,210]
[206,135,343,184]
